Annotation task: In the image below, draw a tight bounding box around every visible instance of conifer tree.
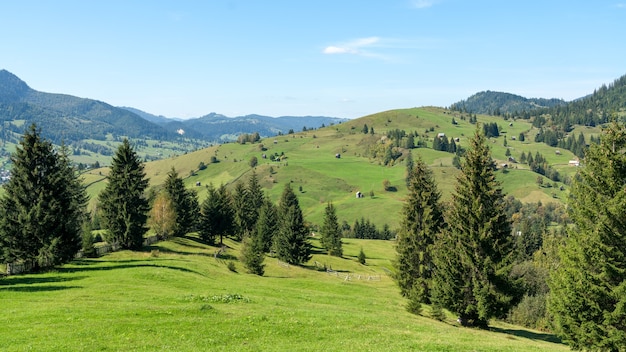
[320,202,343,257]
[231,181,255,240]
[98,139,149,250]
[254,199,279,253]
[240,234,265,276]
[549,122,626,350]
[273,183,311,265]
[394,155,443,307]
[431,128,519,327]
[199,183,233,245]
[247,170,265,225]
[0,124,87,267]
[405,151,415,187]
[163,167,199,237]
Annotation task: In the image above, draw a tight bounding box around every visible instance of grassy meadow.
[82,106,582,228]
[0,235,567,351]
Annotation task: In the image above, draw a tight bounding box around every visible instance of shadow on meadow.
[490,327,562,344]
[57,258,206,277]
[0,275,86,292]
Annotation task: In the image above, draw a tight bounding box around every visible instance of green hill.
[0,234,567,351]
[86,106,579,230]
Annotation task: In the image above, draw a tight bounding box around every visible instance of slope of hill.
[86,106,578,231]
[0,69,174,144]
[0,235,567,351]
[450,91,567,116]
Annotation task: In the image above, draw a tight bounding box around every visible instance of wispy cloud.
[410,0,438,9]
[323,37,382,57]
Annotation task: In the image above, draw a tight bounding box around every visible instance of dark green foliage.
[549,122,626,350]
[450,90,566,116]
[199,183,234,245]
[482,122,500,138]
[518,132,525,142]
[163,167,199,237]
[98,139,150,250]
[80,221,97,258]
[358,247,366,265]
[231,182,256,240]
[320,202,343,257]
[249,156,258,168]
[254,200,279,253]
[0,124,88,267]
[405,151,414,187]
[348,218,393,240]
[240,235,265,276]
[394,155,443,306]
[431,128,519,328]
[273,184,311,265]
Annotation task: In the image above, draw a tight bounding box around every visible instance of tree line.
[394,124,626,349]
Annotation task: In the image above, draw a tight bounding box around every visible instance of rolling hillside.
[85,106,583,230]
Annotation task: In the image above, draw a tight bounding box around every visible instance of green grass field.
[0,236,567,351]
[83,106,577,228]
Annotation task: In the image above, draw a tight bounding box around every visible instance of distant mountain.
[450,91,567,116]
[0,69,174,144]
[0,70,346,148]
[123,109,348,143]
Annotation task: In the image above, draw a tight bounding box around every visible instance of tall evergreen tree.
[0,125,87,267]
[431,128,519,327]
[247,170,265,226]
[231,181,255,240]
[549,122,626,350]
[394,155,444,307]
[199,183,234,245]
[240,234,265,276]
[254,199,279,253]
[405,151,415,187]
[163,167,199,237]
[320,202,343,257]
[273,183,311,265]
[98,139,149,250]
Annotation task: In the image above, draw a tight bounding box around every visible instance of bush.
[227,261,237,272]
[358,247,366,265]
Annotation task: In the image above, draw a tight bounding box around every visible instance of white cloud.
[322,36,382,57]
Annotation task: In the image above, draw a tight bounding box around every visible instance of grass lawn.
[0,236,567,351]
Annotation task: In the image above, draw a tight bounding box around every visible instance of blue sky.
[2,0,625,119]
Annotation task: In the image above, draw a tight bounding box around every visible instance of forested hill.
[0,69,173,144]
[120,108,348,142]
[529,74,626,127]
[450,90,567,116]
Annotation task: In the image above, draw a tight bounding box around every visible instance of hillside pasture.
[0,235,567,351]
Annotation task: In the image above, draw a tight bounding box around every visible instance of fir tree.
[273,183,311,265]
[549,122,626,350]
[163,167,199,237]
[98,139,150,250]
[199,183,234,245]
[240,234,265,276]
[320,202,343,257]
[394,155,444,307]
[0,125,87,267]
[231,181,255,240]
[254,199,279,253]
[405,151,415,187]
[431,128,519,328]
[247,170,265,226]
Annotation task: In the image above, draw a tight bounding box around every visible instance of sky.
[2,0,625,119]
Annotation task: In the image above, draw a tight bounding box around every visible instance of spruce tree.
[163,167,199,237]
[254,199,279,253]
[549,122,626,350]
[231,181,255,240]
[320,202,343,257]
[431,128,519,327]
[394,155,443,307]
[405,151,415,187]
[199,183,234,245]
[240,234,265,276]
[273,183,311,265]
[0,125,87,267]
[98,139,149,250]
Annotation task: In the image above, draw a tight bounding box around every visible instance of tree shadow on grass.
[0,275,86,292]
[490,327,562,344]
[0,285,82,292]
[57,261,205,277]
